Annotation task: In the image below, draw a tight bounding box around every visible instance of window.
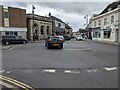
[5,32,9,35]
[47,26,50,35]
[94,21,96,27]
[5,31,18,36]
[41,25,44,35]
[99,20,101,26]
[10,32,14,35]
[104,18,107,25]
[4,12,9,18]
[104,30,111,38]
[93,32,98,38]
[111,15,114,24]
[58,23,61,27]
[14,32,18,35]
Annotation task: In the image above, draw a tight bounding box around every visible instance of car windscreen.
[50,37,60,40]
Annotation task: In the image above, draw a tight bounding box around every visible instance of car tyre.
[5,41,10,45]
[23,41,27,44]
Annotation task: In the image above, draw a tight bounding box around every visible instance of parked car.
[63,35,71,41]
[2,35,28,45]
[57,36,65,42]
[75,35,84,41]
[45,36,64,49]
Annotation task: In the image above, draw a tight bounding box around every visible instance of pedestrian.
[33,33,36,42]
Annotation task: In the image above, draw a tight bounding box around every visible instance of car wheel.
[5,41,10,45]
[23,41,26,44]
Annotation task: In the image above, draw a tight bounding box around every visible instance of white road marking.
[64,70,79,74]
[104,67,117,71]
[43,69,56,73]
[87,69,98,73]
[0,80,16,88]
[64,70,72,74]
[9,45,21,50]
[64,48,90,51]
[0,70,5,73]
[6,71,11,74]
[9,46,17,50]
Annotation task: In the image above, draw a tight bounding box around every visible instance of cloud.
[1,2,112,31]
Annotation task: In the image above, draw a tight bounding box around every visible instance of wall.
[0,6,3,40]
[118,9,120,43]
[0,5,3,27]
[8,7,26,28]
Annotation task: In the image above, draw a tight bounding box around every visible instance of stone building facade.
[26,14,52,41]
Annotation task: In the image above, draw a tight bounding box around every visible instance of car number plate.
[53,44,59,46]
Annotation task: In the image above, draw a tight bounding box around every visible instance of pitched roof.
[100,0,120,15]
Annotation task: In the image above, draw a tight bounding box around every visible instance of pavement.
[87,39,119,45]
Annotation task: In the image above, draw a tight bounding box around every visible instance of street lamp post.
[32,5,35,41]
[84,15,88,28]
[84,15,89,39]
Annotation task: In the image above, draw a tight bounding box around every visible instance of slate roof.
[100,0,120,15]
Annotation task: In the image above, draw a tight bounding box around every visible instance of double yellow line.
[0,75,35,90]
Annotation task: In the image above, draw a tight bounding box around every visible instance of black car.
[2,35,28,45]
[45,36,64,49]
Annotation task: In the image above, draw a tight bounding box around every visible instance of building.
[26,14,52,41]
[0,6,27,39]
[49,16,72,36]
[88,1,120,42]
[27,13,72,41]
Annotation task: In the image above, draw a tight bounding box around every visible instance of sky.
[0,0,117,31]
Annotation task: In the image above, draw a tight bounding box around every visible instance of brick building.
[0,6,27,39]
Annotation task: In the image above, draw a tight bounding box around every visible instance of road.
[1,40,118,88]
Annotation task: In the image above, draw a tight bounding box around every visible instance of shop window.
[93,32,98,38]
[99,32,101,38]
[104,30,111,38]
[5,32,9,35]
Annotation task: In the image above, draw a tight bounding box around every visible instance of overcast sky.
[0,0,117,31]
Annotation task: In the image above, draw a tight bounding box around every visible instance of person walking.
[33,33,36,42]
